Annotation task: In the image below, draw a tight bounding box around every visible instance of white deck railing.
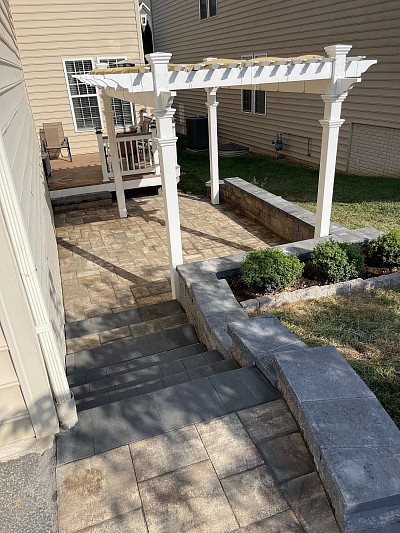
[96,131,159,182]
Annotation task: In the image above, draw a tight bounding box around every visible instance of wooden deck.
[48,153,161,199]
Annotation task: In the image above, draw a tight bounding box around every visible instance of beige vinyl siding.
[152,0,400,175]
[9,0,143,155]
[0,0,62,448]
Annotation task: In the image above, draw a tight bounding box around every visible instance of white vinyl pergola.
[76,45,376,300]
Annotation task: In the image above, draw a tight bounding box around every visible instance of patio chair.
[42,122,72,161]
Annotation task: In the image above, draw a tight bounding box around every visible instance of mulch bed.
[226,262,400,302]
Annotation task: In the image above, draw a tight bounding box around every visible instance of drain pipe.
[0,132,77,429]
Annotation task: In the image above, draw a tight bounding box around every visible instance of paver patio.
[55,193,283,323]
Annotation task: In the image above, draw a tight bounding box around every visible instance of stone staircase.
[58,300,279,465]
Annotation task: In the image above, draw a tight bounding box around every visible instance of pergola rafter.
[75,45,376,300]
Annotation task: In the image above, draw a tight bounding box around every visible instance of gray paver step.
[58,365,280,465]
[67,324,200,378]
[75,356,241,411]
[65,300,183,339]
[71,349,224,399]
[68,343,208,387]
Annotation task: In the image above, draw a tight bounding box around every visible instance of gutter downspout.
[0,132,77,429]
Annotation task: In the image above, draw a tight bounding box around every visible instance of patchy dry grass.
[263,287,400,427]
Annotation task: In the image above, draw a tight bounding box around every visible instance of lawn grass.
[177,139,400,232]
[263,287,400,427]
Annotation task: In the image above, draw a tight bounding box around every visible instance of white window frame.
[199,0,217,20]
[241,53,267,116]
[96,56,136,129]
[62,57,104,133]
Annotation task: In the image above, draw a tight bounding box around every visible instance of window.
[97,57,135,128]
[199,0,217,19]
[241,54,267,115]
[63,59,102,131]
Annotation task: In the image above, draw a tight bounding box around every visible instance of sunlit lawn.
[177,139,400,232]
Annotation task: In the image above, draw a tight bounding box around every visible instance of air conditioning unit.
[186,116,209,150]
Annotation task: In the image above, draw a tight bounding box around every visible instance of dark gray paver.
[76,394,110,411]
[222,465,289,527]
[319,446,400,533]
[152,385,198,431]
[209,368,264,412]
[162,372,191,387]
[65,308,141,339]
[187,365,215,380]
[0,447,57,533]
[281,472,340,533]
[203,350,223,364]
[122,393,165,443]
[89,402,131,454]
[159,359,186,376]
[57,409,95,465]
[258,433,314,484]
[228,316,307,385]
[90,377,114,393]
[113,373,141,388]
[237,366,280,404]
[145,331,169,354]
[182,352,207,370]
[181,377,228,421]
[210,358,239,373]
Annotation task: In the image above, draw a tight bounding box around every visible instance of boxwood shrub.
[241,249,303,293]
[310,240,364,283]
[366,230,400,267]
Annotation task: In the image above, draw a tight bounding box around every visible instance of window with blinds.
[63,59,102,131]
[199,0,217,19]
[97,57,135,128]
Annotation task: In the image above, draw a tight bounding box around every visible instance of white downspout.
[0,132,77,429]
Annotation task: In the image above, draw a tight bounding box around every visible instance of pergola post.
[315,45,352,237]
[100,90,128,218]
[146,52,183,300]
[205,87,220,204]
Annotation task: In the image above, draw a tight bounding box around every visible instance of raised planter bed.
[230,270,400,313]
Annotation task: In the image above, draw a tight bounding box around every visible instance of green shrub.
[366,230,400,267]
[241,249,303,293]
[310,240,364,283]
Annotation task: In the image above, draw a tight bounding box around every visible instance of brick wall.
[348,123,400,177]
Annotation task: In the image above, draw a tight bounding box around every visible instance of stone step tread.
[67,342,208,388]
[66,324,199,377]
[75,357,242,411]
[72,349,225,400]
[57,366,280,465]
[65,300,183,339]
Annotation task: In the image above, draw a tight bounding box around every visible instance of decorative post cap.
[325,45,352,57]
[146,52,172,65]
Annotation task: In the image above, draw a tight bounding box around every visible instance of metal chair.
[42,122,72,161]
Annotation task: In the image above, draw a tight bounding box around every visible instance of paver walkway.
[55,194,339,533]
[55,193,283,323]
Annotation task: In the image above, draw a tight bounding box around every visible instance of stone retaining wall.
[209,178,345,242]
[177,225,400,532]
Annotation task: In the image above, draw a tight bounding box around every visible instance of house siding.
[0,0,62,450]
[9,0,143,155]
[152,0,400,176]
